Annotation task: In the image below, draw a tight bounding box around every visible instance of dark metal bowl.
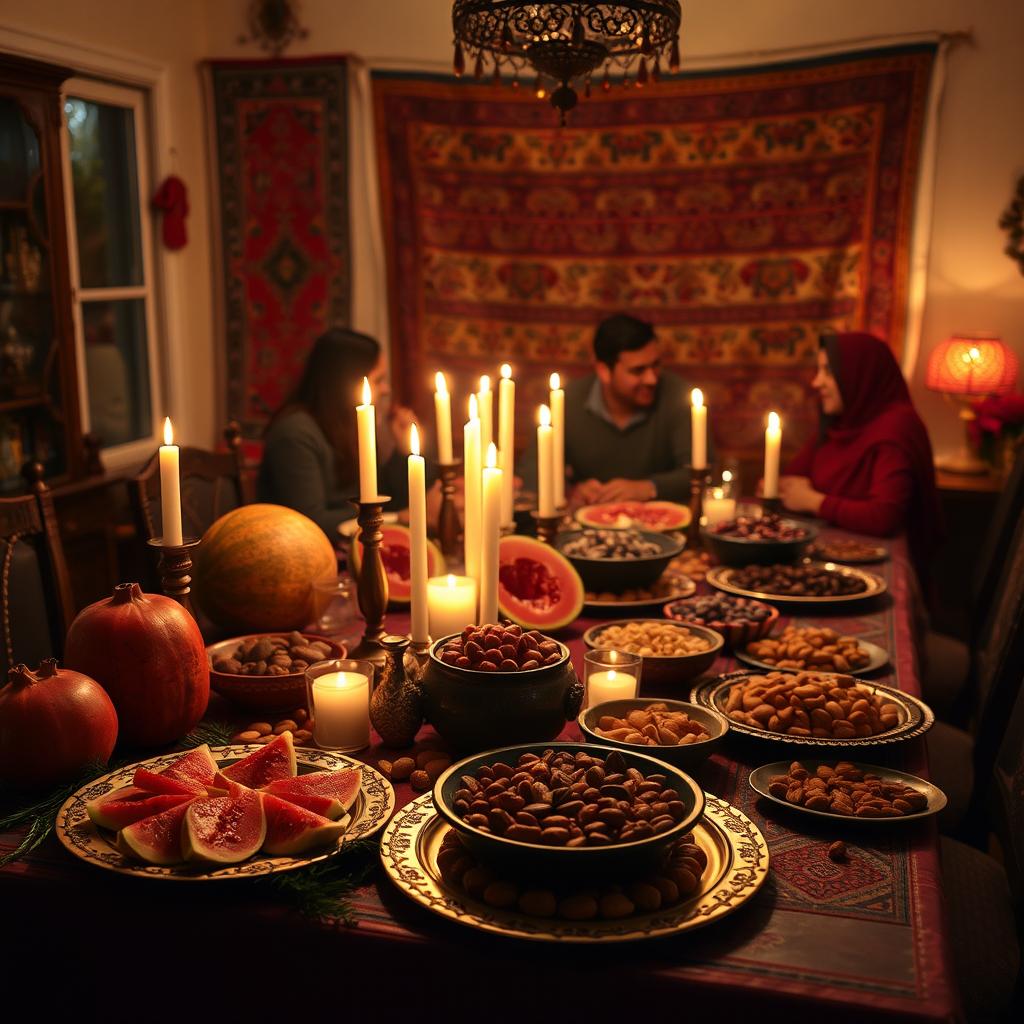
[700,519,817,567]
[555,529,683,593]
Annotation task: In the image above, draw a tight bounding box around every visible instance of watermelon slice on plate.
[218,732,296,788]
[86,787,194,831]
[260,792,349,856]
[183,789,266,864]
[262,767,361,820]
[134,744,219,793]
[132,767,208,797]
[116,800,194,865]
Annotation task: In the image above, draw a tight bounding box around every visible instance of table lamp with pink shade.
[925,334,1019,474]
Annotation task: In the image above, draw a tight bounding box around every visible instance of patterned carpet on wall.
[373,45,935,460]
[209,57,351,439]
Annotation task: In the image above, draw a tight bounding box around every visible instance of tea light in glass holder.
[584,649,642,709]
[427,574,478,641]
[702,486,737,527]
[305,659,372,752]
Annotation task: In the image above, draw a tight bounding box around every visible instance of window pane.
[0,97,40,203]
[82,299,151,447]
[66,98,143,288]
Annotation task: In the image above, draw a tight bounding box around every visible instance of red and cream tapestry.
[373,46,935,458]
[209,58,351,437]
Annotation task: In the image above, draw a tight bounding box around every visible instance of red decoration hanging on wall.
[152,175,189,250]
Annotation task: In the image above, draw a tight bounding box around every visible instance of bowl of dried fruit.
[663,593,779,649]
[556,528,683,593]
[578,699,729,770]
[433,742,704,879]
[421,623,584,754]
[700,512,817,567]
[207,632,345,713]
[582,619,724,686]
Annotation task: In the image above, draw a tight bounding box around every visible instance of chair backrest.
[130,421,246,544]
[0,462,74,678]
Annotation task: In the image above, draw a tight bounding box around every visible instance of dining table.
[0,528,961,1023]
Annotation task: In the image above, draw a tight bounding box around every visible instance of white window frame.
[59,76,162,468]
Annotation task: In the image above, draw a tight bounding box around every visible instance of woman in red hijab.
[778,332,942,572]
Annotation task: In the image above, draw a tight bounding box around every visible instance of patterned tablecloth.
[0,532,959,1022]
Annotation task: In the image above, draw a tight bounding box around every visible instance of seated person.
[776,331,941,572]
[526,313,697,506]
[258,328,418,537]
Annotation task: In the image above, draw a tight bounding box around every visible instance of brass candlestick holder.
[348,495,391,671]
[531,509,562,546]
[685,468,710,551]
[436,460,462,562]
[147,537,201,615]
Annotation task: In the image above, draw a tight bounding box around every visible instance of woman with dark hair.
[776,331,942,574]
[258,328,416,536]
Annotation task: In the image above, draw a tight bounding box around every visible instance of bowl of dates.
[663,594,779,649]
[206,632,345,712]
[556,528,683,593]
[700,513,816,566]
[422,623,583,753]
[583,619,724,685]
[433,742,704,879]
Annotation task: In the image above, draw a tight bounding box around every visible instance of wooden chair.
[0,462,75,677]
[129,421,247,546]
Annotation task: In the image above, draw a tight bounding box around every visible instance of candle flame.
[410,423,420,456]
[361,377,371,406]
[550,372,560,391]
[722,470,733,483]
[446,574,458,587]
[435,370,448,396]
[768,411,781,431]
[607,669,617,682]
[479,374,490,394]
[486,442,497,469]
[500,363,512,379]
[713,487,724,500]
[691,388,704,409]
[539,404,551,428]
[469,394,479,421]
[163,417,174,446]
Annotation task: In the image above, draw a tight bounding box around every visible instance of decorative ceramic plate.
[690,671,934,749]
[807,542,888,565]
[706,563,887,605]
[379,792,768,943]
[584,572,697,615]
[734,638,889,677]
[56,745,394,881]
[749,759,947,824]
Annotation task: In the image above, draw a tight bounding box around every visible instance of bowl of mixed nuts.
[556,528,683,593]
[582,619,724,686]
[206,632,344,712]
[578,699,729,769]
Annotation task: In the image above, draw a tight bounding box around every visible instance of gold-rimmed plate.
[807,542,888,565]
[690,670,934,749]
[706,562,887,605]
[379,792,768,943]
[734,638,889,677]
[584,572,697,615]
[749,759,946,824]
[56,745,394,880]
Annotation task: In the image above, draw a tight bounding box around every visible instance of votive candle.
[427,574,478,640]
[586,669,639,709]
[310,669,370,751]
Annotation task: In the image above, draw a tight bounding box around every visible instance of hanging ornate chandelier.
[451,2,682,121]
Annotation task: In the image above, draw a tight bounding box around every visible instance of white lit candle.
[427,574,479,641]
[477,375,493,452]
[702,487,737,527]
[434,371,454,464]
[537,404,555,518]
[549,372,565,508]
[356,376,377,502]
[498,363,515,525]
[764,411,782,499]
[479,443,502,624]
[463,395,482,595]
[691,388,707,471]
[408,424,429,644]
[587,669,638,709]
[159,417,183,546]
[311,670,370,750]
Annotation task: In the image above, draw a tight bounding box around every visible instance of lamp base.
[935,449,989,475]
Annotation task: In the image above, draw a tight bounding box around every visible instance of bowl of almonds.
[582,619,724,685]
[207,632,345,713]
[578,699,729,769]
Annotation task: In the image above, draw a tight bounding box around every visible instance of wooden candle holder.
[348,495,391,670]
[685,468,710,550]
[146,537,201,614]
[531,509,562,546]
[437,460,462,562]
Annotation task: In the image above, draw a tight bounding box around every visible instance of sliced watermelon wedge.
[219,733,296,788]
[260,792,348,856]
[86,787,194,831]
[138,744,219,792]
[117,800,195,865]
[262,767,361,819]
[183,789,266,864]
[132,767,207,797]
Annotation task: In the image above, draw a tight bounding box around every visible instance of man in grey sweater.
[544,313,697,506]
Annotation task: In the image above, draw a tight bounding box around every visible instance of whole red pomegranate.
[64,582,209,747]
[0,660,118,787]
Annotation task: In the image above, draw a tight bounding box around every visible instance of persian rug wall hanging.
[208,57,351,436]
[373,45,935,458]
